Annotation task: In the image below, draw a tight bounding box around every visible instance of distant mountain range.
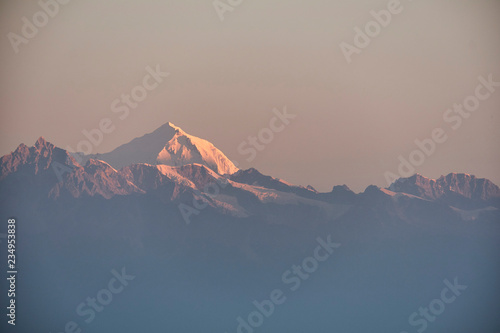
[1,122,499,333]
[1,122,498,217]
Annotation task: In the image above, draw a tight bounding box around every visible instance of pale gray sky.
[1,0,499,192]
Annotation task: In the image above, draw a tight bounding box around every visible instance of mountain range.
[1,122,498,217]
[1,122,499,333]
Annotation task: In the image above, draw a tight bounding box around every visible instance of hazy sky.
[1,0,499,192]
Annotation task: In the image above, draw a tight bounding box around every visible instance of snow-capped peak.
[86,122,239,175]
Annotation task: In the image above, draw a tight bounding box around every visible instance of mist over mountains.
[1,123,499,333]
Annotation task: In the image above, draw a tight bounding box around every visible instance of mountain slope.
[0,137,79,181]
[230,168,317,197]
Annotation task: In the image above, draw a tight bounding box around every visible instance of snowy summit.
[86,122,239,175]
